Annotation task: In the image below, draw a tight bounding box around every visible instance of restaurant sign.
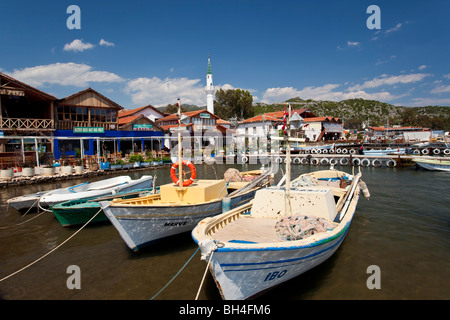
[133,124,153,131]
[73,127,105,134]
[0,89,25,96]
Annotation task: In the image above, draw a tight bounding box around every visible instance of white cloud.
[261,83,405,104]
[347,41,360,47]
[386,23,402,33]
[125,77,205,107]
[348,73,431,91]
[337,41,360,50]
[99,39,115,47]
[418,65,427,71]
[431,85,450,94]
[443,74,450,80]
[63,39,95,52]
[124,77,255,107]
[9,63,123,87]
[411,97,450,107]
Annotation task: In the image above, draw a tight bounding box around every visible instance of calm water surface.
[0,163,449,300]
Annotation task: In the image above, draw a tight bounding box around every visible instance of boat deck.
[211,216,281,243]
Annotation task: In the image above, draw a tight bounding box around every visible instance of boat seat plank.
[211,216,281,243]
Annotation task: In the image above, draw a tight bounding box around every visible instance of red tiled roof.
[242,114,282,123]
[156,109,219,122]
[118,105,164,118]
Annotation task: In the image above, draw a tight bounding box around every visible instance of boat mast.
[177,98,184,201]
[285,102,291,216]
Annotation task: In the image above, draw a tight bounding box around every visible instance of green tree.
[214,89,254,120]
[164,103,186,114]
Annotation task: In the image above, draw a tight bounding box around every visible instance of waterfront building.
[0,72,57,168]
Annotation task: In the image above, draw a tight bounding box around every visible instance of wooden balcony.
[1,118,54,131]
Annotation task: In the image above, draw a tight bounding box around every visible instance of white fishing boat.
[363,147,406,156]
[100,100,272,252]
[38,175,154,208]
[191,103,369,300]
[412,157,450,172]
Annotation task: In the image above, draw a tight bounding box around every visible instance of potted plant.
[22,160,36,177]
[0,167,14,179]
[60,155,73,174]
[40,153,55,176]
[129,154,144,168]
[111,159,125,170]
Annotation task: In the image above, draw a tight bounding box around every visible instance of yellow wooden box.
[160,179,227,204]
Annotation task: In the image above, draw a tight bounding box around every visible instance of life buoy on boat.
[241,156,248,163]
[293,157,301,164]
[170,160,197,187]
[433,148,440,155]
[444,149,450,155]
[421,148,429,155]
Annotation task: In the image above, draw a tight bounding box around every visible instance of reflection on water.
[0,164,449,300]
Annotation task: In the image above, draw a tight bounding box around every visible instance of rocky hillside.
[254,97,450,130]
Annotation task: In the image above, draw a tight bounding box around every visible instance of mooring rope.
[150,247,199,300]
[195,251,214,300]
[0,198,46,230]
[0,206,104,282]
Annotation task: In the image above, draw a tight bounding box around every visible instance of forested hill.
[254,97,450,130]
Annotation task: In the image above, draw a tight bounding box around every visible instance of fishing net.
[275,215,336,241]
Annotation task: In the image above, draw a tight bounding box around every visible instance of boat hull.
[52,202,108,227]
[413,159,450,171]
[101,190,258,251]
[205,223,350,300]
[40,176,153,207]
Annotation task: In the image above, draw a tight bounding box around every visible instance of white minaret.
[205,55,215,114]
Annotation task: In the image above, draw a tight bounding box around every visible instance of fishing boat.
[412,157,450,172]
[99,99,272,252]
[191,103,369,300]
[38,175,153,208]
[51,187,159,227]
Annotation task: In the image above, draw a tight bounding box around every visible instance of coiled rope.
[0,206,105,282]
[150,247,199,300]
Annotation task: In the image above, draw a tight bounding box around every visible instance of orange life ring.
[170,160,197,187]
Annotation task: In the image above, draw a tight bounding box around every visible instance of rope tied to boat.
[0,205,106,283]
[150,247,199,300]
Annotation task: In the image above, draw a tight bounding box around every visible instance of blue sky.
[1,0,449,110]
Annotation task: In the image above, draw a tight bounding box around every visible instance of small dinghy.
[6,175,153,212]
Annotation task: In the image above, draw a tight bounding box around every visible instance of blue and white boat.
[363,147,406,156]
[412,157,450,172]
[39,175,154,208]
[192,103,367,299]
[192,168,366,299]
